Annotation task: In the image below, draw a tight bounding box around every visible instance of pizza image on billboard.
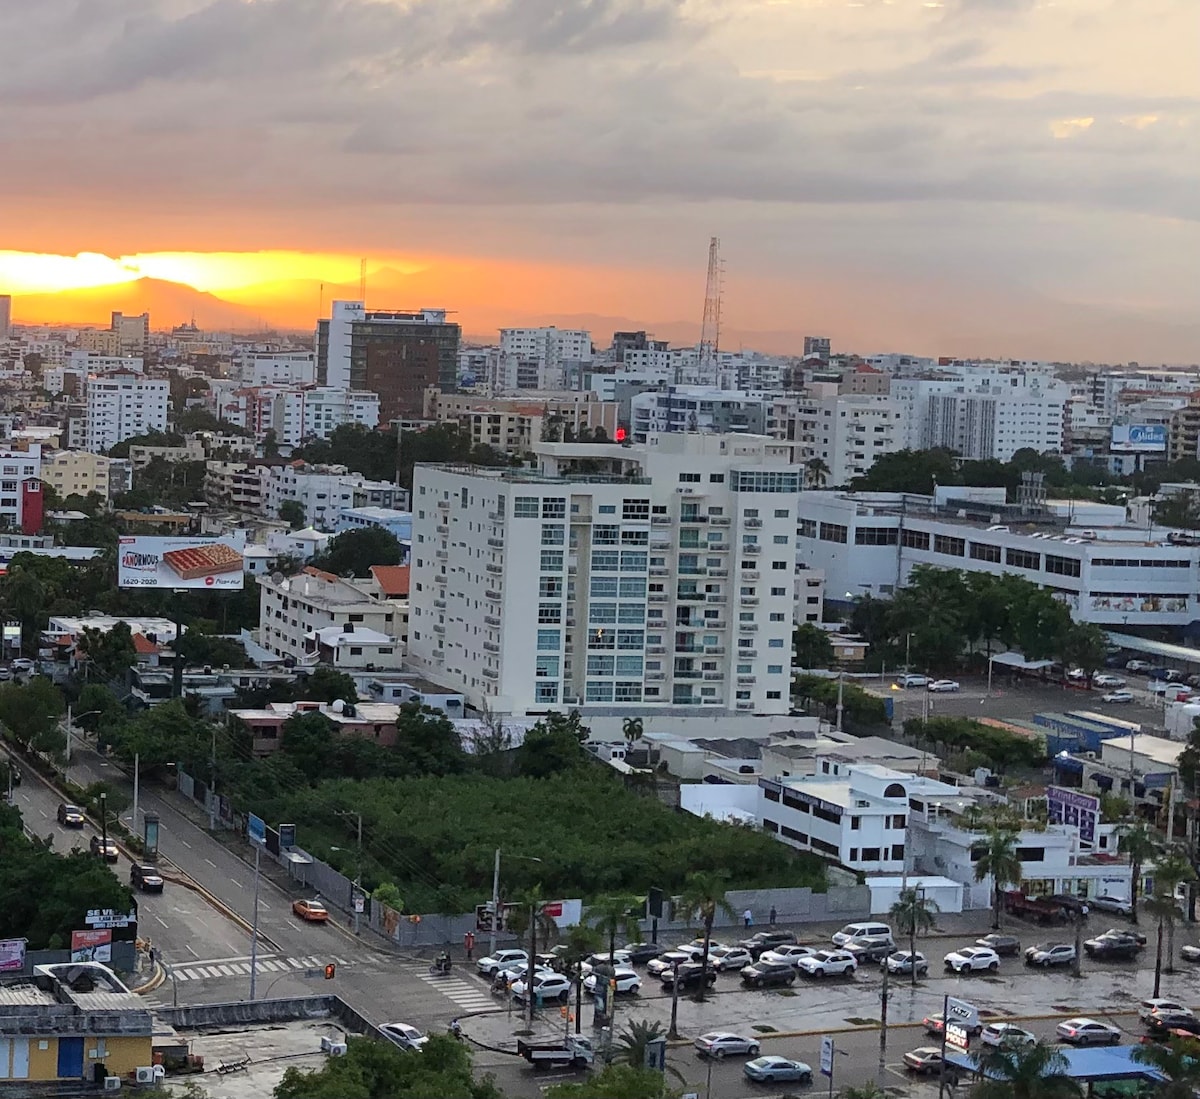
[118,535,246,590]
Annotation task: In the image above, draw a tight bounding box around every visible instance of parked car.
[1139,998,1192,1023]
[1090,895,1134,917]
[894,674,929,688]
[980,1023,1036,1048]
[380,1023,427,1052]
[56,803,85,828]
[647,951,696,978]
[708,946,754,972]
[511,973,573,1004]
[292,898,328,923]
[1083,932,1142,960]
[975,933,1021,956]
[583,968,641,996]
[477,949,528,978]
[496,961,554,986]
[89,835,118,863]
[584,950,633,970]
[903,1047,949,1076]
[130,863,164,893]
[738,930,797,958]
[694,1032,761,1060]
[1025,942,1076,967]
[796,950,857,978]
[832,922,892,946]
[1066,667,1087,682]
[743,1057,812,1084]
[923,1013,983,1037]
[9,658,35,673]
[1125,659,1153,673]
[1092,673,1126,688]
[1181,944,1200,963]
[660,962,717,991]
[1145,1011,1200,1037]
[621,942,663,965]
[882,951,928,976]
[758,945,814,967]
[1102,927,1147,945]
[943,946,1000,974]
[1102,690,1134,703]
[1056,1017,1121,1045]
[927,679,961,693]
[846,935,895,963]
[740,960,797,988]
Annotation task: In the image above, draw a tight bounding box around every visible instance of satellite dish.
[332,699,346,713]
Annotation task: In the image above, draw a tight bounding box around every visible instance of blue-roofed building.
[335,506,412,543]
[945,1044,1167,1089]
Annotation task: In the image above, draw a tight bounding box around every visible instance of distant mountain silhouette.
[14,277,264,329]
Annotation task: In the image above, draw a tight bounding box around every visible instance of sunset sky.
[1,0,1196,359]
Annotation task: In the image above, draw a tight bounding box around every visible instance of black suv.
[57,803,85,828]
[661,962,717,991]
[130,863,165,893]
[740,960,796,988]
[1083,932,1142,961]
[738,931,798,959]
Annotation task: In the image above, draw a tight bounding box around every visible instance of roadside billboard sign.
[819,1036,834,1077]
[248,813,266,845]
[118,534,245,589]
[0,938,25,973]
[70,929,112,963]
[1111,424,1167,453]
[1048,786,1099,845]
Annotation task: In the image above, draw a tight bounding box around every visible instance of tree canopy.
[315,527,403,578]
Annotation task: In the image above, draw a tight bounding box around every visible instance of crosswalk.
[417,970,495,1012]
[166,953,352,982]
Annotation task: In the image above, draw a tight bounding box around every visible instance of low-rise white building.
[265,463,408,529]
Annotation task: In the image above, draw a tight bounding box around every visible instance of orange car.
[292,899,329,923]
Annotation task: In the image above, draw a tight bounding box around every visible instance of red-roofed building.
[369,565,410,598]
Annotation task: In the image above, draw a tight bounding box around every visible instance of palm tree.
[614,1020,684,1084]
[586,894,641,962]
[678,870,735,1002]
[974,827,1022,930]
[1145,890,1177,998]
[805,457,830,489]
[1149,847,1196,973]
[1133,1034,1200,1099]
[889,887,939,986]
[506,885,558,1028]
[621,716,643,748]
[558,924,603,1035]
[973,1042,1083,1099]
[1118,821,1161,925]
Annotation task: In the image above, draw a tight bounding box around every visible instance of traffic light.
[324,963,336,980]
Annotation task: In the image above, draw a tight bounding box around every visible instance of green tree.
[972,1041,1082,1099]
[277,711,338,783]
[805,457,830,488]
[546,1064,667,1098]
[890,887,939,985]
[558,922,603,1038]
[974,828,1022,930]
[621,716,643,747]
[175,625,246,669]
[517,711,589,778]
[792,623,834,669]
[0,677,66,757]
[316,527,403,578]
[1118,821,1160,926]
[372,882,404,913]
[78,621,138,683]
[851,448,962,494]
[677,870,734,1002]
[278,500,307,529]
[103,700,211,776]
[1132,1034,1200,1099]
[614,1019,669,1070]
[300,667,359,705]
[1059,621,1109,682]
[1149,847,1195,975]
[587,894,641,962]
[4,563,45,654]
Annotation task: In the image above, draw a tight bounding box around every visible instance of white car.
[883,951,928,976]
[943,946,1000,974]
[1126,659,1153,673]
[1066,667,1087,682]
[980,1023,1035,1048]
[511,972,572,1004]
[9,658,35,673]
[708,946,754,972]
[1138,998,1192,1023]
[1090,894,1134,916]
[477,948,528,978]
[1102,690,1134,704]
[694,1032,761,1060]
[495,961,554,985]
[1056,1017,1121,1045]
[583,967,641,996]
[647,950,695,977]
[796,950,857,978]
[380,1023,427,1052]
[1092,673,1126,688]
[894,674,929,688]
[759,945,815,967]
[927,679,960,693]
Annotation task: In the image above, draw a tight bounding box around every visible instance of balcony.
[708,542,729,552]
[739,622,759,634]
[646,671,666,681]
[709,567,728,577]
[680,515,707,525]
[565,617,576,627]
[705,645,726,655]
[741,544,761,555]
[738,675,756,685]
[436,524,449,534]
[437,499,450,509]
[675,643,701,653]
[487,537,504,548]
[649,567,670,577]
[703,672,724,681]
[484,614,501,626]
[651,515,672,526]
[706,595,727,604]
[433,598,446,609]
[745,518,762,528]
[646,645,666,654]
[741,570,760,580]
[435,549,448,560]
[743,597,759,606]
[483,668,499,680]
[677,592,705,602]
[433,622,445,634]
[710,516,731,526]
[674,670,703,680]
[736,700,755,710]
[739,649,758,658]
[486,563,503,575]
[483,641,500,653]
[487,509,502,520]
[485,588,502,600]
[649,593,669,603]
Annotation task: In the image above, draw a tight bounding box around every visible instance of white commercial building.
[216,385,379,448]
[499,327,591,363]
[796,487,1200,627]
[84,372,169,453]
[408,433,803,717]
[265,463,407,529]
[235,351,317,387]
[629,387,772,442]
[792,392,903,486]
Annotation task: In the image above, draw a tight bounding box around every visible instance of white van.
[832,922,893,947]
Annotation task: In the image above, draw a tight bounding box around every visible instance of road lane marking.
[179,839,192,849]
[259,900,271,910]
[153,914,169,929]
[230,879,243,888]
[205,859,217,868]
[185,945,199,958]
[287,958,305,968]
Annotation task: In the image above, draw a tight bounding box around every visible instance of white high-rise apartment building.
[793,393,903,485]
[219,386,379,447]
[499,327,591,363]
[84,372,169,452]
[409,434,802,717]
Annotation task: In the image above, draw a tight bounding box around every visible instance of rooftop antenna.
[696,236,723,387]
[359,258,367,306]
[318,282,324,320]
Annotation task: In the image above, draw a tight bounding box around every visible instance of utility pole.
[99,791,108,856]
[668,958,681,1039]
[878,953,890,1081]
[489,848,501,960]
[208,724,217,830]
[131,753,139,828]
[835,670,845,733]
[249,841,262,998]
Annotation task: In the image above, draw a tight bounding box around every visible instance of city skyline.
[0,0,1196,361]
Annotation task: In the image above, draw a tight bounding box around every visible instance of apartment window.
[900,529,930,551]
[933,534,966,557]
[969,542,1002,563]
[594,525,619,545]
[540,577,563,598]
[619,577,646,598]
[819,523,848,543]
[618,604,644,623]
[614,682,642,701]
[587,655,615,676]
[620,551,648,570]
[766,690,781,699]
[622,499,650,520]
[615,655,643,676]
[768,664,783,674]
[1005,548,1041,570]
[586,681,614,702]
[772,560,787,570]
[773,534,789,544]
[798,518,817,538]
[891,844,904,861]
[771,586,786,596]
[535,683,559,704]
[1045,554,1082,578]
[768,638,784,648]
[514,496,540,518]
[538,604,562,623]
[536,656,560,678]
[536,629,560,650]
[589,629,616,649]
[542,498,566,518]
[854,527,898,546]
[589,603,617,624]
[851,816,861,830]
[616,629,644,649]
[769,612,785,622]
[592,550,619,571]
[679,472,701,483]
[860,847,881,862]
[774,508,790,518]
[591,577,619,598]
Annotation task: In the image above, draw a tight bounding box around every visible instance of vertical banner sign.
[247,813,266,845]
[819,1036,834,1077]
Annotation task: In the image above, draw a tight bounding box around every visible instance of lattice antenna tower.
[698,236,723,387]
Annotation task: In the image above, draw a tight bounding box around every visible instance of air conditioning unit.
[320,1035,348,1056]
[103,1079,121,1093]
[135,1066,156,1084]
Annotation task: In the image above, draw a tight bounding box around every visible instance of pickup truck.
[516,1035,595,1070]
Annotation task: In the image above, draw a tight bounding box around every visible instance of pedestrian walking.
[769,906,777,927]
[743,908,753,928]
[464,930,475,961]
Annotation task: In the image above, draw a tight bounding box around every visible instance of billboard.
[0,938,25,973]
[118,534,245,589]
[1047,786,1099,845]
[71,929,112,963]
[1111,424,1167,453]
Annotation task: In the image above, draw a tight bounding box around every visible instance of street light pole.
[489,848,501,960]
[99,791,108,856]
[835,670,844,733]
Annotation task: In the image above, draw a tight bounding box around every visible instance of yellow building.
[0,966,153,1084]
[41,450,114,502]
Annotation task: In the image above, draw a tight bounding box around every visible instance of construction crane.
[696,236,723,387]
